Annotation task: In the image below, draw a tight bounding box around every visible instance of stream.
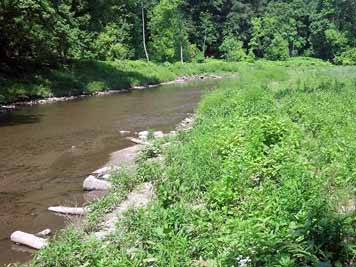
[0,80,217,265]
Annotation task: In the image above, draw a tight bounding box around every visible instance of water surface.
[0,80,216,265]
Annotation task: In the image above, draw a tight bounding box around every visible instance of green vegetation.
[0,59,238,104]
[2,0,355,103]
[2,0,355,65]
[32,61,356,267]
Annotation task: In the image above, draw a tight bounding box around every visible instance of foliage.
[219,35,247,62]
[149,0,189,62]
[32,62,356,267]
[0,59,244,104]
[266,34,290,61]
[92,23,132,60]
[336,48,356,65]
[1,0,355,70]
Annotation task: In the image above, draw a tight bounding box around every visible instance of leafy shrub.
[336,48,356,65]
[86,81,106,92]
[186,44,205,63]
[110,43,131,60]
[266,34,289,60]
[219,35,247,61]
[92,23,132,60]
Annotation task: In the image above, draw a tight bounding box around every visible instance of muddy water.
[0,80,216,266]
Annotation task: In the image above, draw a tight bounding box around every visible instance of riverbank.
[0,57,331,110]
[0,78,211,266]
[0,74,223,111]
[28,61,356,267]
[0,59,235,109]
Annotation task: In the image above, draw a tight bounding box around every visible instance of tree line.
[1,0,355,70]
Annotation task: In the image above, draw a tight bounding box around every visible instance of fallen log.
[83,175,112,191]
[126,137,150,145]
[10,231,48,250]
[48,206,86,215]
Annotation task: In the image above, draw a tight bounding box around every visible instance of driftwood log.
[10,231,48,250]
[126,137,150,145]
[48,206,86,215]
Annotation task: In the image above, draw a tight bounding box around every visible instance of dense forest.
[1,1,355,266]
[1,0,356,70]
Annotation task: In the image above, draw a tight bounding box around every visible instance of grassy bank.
[0,59,229,104]
[0,57,329,105]
[31,60,355,267]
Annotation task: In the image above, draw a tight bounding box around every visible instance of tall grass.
[1,59,237,104]
[0,57,328,104]
[32,62,355,267]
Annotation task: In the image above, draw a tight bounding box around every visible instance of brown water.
[0,80,216,266]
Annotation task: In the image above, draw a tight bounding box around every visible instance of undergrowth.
[32,62,355,267]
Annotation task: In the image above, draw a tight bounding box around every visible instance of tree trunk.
[142,5,149,62]
[180,41,184,64]
[48,206,86,215]
[11,231,48,250]
[202,29,207,57]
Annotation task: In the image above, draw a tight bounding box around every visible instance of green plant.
[336,48,356,65]
[266,34,289,60]
[219,35,247,61]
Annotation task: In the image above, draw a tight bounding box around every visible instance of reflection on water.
[0,80,216,265]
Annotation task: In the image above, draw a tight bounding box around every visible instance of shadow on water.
[0,113,42,127]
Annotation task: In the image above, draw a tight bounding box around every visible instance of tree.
[149,0,189,63]
[249,16,279,58]
[141,1,150,61]
[199,12,217,57]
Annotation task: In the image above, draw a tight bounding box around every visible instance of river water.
[0,80,216,266]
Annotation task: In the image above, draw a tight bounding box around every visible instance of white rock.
[154,131,164,138]
[184,117,193,124]
[35,229,51,237]
[119,130,131,135]
[92,166,111,176]
[138,131,149,140]
[102,174,111,180]
[11,231,48,250]
[83,175,112,191]
[48,206,86,215]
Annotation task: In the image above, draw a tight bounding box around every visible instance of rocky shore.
[10,115,195,254]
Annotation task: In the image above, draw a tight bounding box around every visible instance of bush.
[219,35,247,61]
[336,48,356,65]
[266,34,289,60]
[186,44,205,63]
[110,43,131,60]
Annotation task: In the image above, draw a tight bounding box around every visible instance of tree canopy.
[1,0,355,69]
